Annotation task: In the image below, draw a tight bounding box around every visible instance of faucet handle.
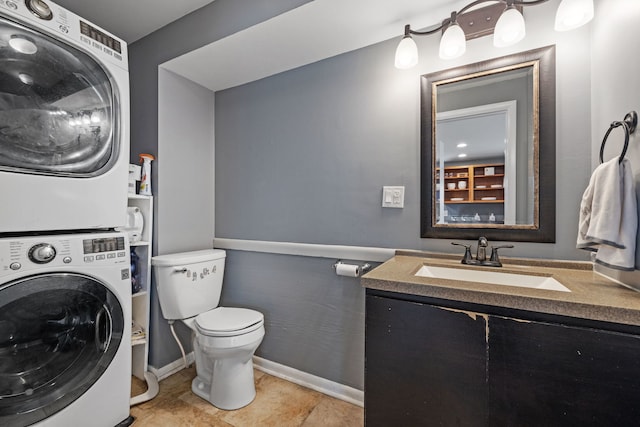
[451,242,473,264]
[489,244,514,264]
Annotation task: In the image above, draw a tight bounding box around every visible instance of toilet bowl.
[152,250,264,410]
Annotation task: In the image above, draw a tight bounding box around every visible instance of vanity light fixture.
[394,0,593,69]
[439,12,466,60]
[493,0,526,48]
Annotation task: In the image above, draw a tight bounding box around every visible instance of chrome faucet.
[476,237,488,262]
[451,237,513,267]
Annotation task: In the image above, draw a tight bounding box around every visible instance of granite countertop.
[361,251,640,327]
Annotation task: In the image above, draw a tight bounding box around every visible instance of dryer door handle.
[95,307,113,353]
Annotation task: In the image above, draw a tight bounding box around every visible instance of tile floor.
[130,367,364,426]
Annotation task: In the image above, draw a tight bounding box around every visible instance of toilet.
[151,249,264,410]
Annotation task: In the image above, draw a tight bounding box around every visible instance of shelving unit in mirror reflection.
[436,162,505,224]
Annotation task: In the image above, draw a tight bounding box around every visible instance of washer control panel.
[0,232,129,276]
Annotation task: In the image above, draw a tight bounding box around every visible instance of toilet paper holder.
[333,260,372,277]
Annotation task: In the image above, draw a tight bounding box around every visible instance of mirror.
[421,45,556,243]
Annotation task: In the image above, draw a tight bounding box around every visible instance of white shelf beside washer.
[127,194,159,406]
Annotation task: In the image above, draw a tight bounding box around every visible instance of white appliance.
[0,231,132,426]
[117,206,143,243]
[0,0,130,233]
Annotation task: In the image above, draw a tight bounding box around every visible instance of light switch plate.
[382,186,405,208]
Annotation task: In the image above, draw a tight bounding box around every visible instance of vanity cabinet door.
[365,295,488,427]
[488,316,640,426]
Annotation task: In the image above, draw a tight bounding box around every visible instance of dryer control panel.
[0,232,129,277]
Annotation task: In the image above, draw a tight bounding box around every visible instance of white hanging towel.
[577,157,637,270]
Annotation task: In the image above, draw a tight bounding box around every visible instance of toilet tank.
[151,249,226,320]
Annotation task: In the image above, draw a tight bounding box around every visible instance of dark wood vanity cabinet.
[489,316,640,426]
[365,294,488,426]
[365,290,640,427]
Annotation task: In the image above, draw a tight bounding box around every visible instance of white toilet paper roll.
[336,263,360,277]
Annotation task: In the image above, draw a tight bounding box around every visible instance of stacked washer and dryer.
[0,1,132,426]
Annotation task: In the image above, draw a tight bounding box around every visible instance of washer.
[0,0,130,233]
[0,231,132,426]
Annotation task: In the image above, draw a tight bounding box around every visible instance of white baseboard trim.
[150,354,364,408]
[213,237,395,263]
[149,352,196,381]
[253,356,364,407]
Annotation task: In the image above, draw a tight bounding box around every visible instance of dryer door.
[0,273,125,427]
[0,15,119,176]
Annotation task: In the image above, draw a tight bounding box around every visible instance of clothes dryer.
[0,231,132,426]
[0,0,129,233]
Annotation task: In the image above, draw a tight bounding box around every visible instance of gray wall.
[214,0,592,391]
[151,68,216,362]
[158,69,214,255]
[130,0,640,390]
[128,0,313,369]
[590,0,640,274]
[223,251,367,389]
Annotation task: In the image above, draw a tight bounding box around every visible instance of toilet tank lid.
[152,249,226,266]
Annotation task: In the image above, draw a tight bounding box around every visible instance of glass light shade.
[494,7,526,48]
[555,0,594,31]
[439,24,466,60]
[395,36,419,69]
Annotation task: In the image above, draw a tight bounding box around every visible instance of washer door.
[0,15,119,176]
[0,273,124,427]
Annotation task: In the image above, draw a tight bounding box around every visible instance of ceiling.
[51,0,468,91]
[52,0,216,43]
[437,113,507,163]
[162,0,468,91]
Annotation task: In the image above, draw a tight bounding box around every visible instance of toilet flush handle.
[173,267,188,273]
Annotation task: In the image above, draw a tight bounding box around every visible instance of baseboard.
[149,352,196,381]
[150,354,364,407]
[253,356,364,407]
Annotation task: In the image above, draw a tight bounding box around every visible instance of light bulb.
[395,35,419,69]
[494,7,526,48]
[439,23,466,60]
[555,0,594,31]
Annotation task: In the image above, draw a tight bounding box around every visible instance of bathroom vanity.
[362,252,640,426]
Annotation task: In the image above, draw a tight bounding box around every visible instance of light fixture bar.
[395,0,594,69]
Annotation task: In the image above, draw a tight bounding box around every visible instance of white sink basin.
[415,265,571,292]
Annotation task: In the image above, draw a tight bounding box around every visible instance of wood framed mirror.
[421,45,556,243]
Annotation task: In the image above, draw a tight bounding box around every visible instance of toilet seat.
[195,307,264,337]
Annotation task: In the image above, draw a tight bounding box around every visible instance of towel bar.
[599,111,637,164]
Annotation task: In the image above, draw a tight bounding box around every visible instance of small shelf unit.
[127,194,159,406]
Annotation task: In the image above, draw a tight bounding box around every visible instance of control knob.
[25,0,53,20]
[29,243,56,264]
